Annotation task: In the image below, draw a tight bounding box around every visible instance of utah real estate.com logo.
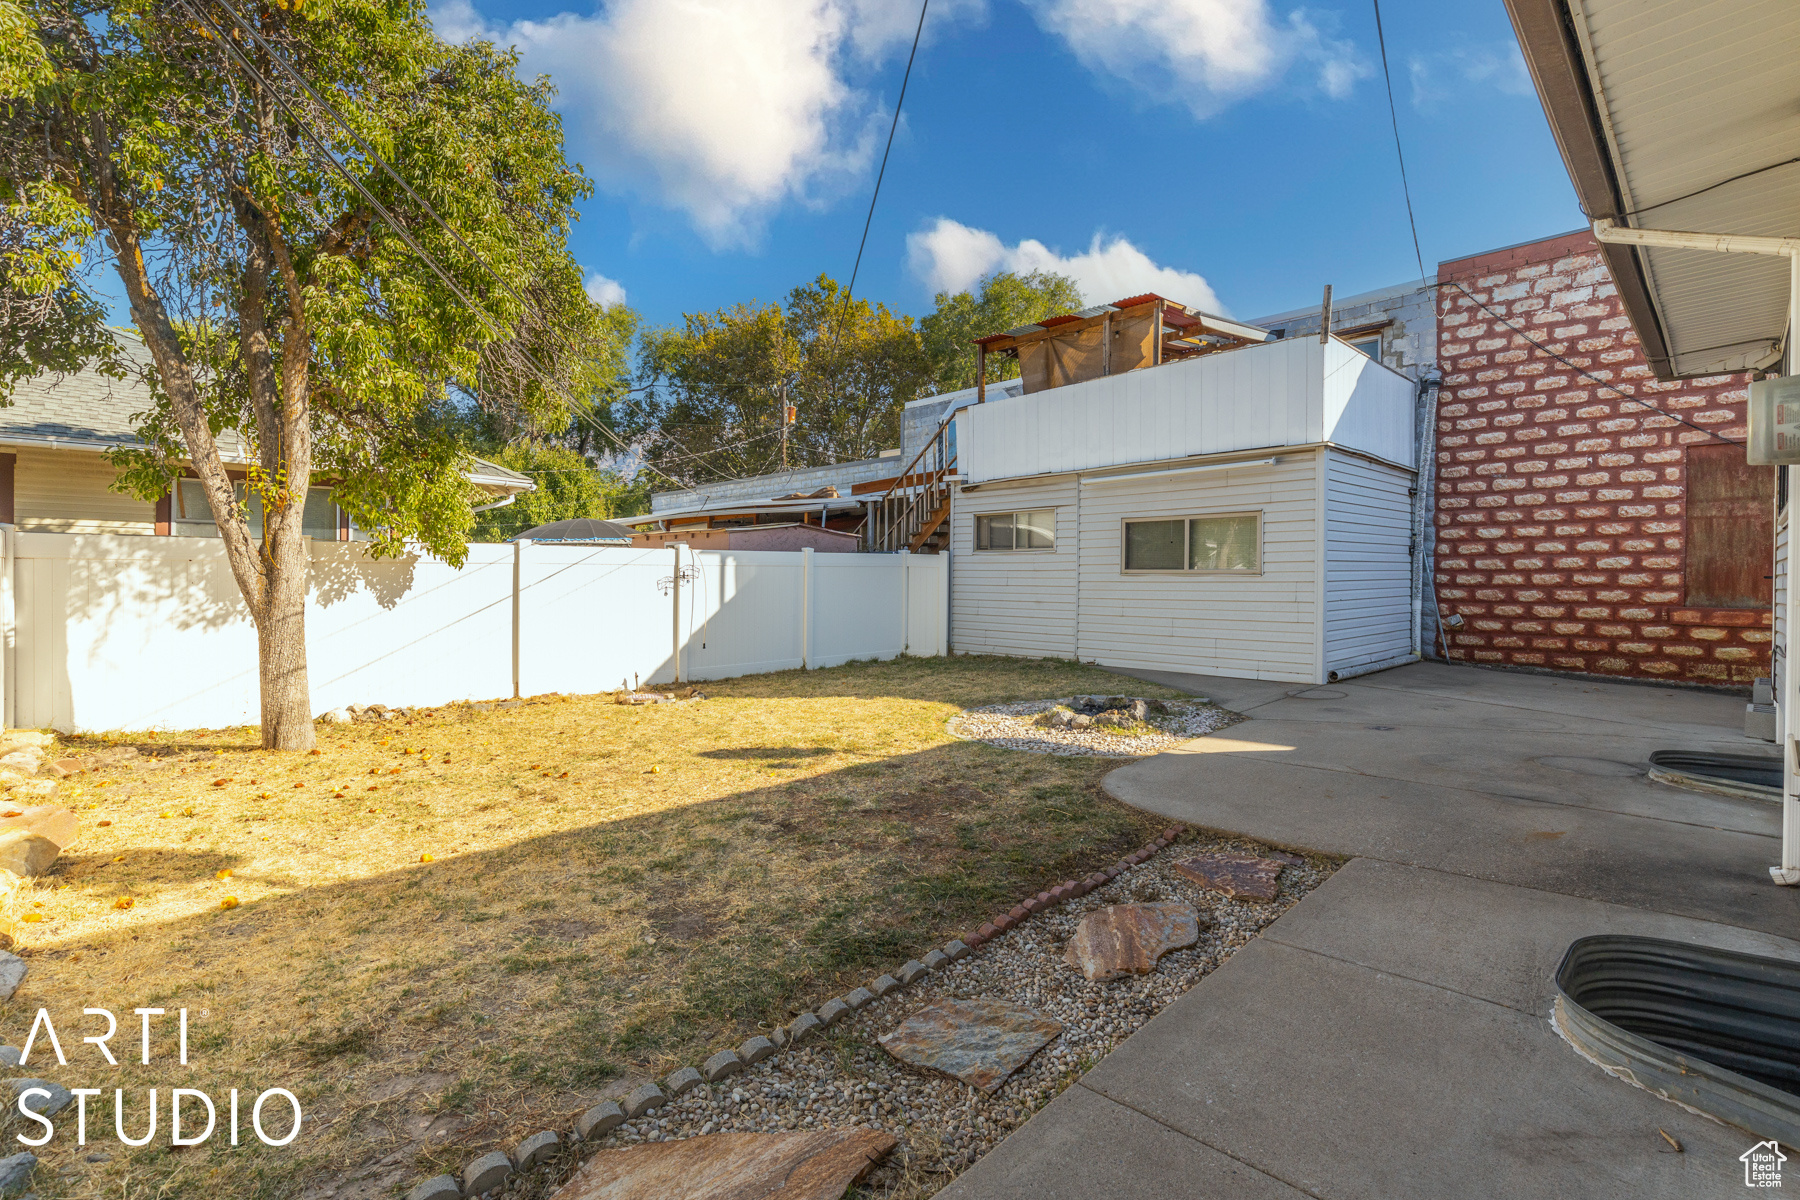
[1743,1141,1787,1189]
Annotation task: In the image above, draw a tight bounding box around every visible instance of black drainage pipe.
[1646,750,1781,803]
[1553,935,1800,1148]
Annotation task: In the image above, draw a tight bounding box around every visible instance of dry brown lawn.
[4,655,1204,1199]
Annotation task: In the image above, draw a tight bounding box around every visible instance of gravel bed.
[515,837,1331,1199]
[947,697,1239,757]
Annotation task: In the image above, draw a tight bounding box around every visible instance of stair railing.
[865,409,958,553]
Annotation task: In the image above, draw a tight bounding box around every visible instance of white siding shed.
[948,337,1420,685]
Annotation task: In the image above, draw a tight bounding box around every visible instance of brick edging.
[402,825,1187,1200]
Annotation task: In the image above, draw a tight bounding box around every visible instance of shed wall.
[1074,456,1323,682]
[1324,450,1418,678]
[949,476,1080,658]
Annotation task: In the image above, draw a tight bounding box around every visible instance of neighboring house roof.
[3,344,533,496]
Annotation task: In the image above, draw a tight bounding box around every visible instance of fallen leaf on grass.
[110,855,125,864]
[1658,1128,1682,1153]
[97,820,112,827]
[216,869,233,881]
[419,853,434,863]
[220,897,238,911]
[21,913,40,923]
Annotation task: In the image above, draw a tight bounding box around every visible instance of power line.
[1445,280,1741,445]
[192,0,730,492]
[1370,0,1425,280]
[841,0,928,307]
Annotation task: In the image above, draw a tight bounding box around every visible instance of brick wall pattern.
[1433,230,1770,685]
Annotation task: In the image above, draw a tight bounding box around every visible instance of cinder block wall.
[1432,230,1769,686]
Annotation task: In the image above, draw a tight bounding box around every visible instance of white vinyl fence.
[0,532,947,733]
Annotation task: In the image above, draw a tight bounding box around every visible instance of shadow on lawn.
[5,733,1161,1198]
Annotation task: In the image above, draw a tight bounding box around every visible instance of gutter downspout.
[1591,218,1800,887]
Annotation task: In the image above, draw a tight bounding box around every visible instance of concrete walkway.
[940,662,1797,1199]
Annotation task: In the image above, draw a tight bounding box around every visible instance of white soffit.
[1569,0,1800,376]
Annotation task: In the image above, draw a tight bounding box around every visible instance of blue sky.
[429,0,1582,329]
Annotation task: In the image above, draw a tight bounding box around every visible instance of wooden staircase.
[863,412,957,554]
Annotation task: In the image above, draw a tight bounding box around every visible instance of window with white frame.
[175,479,341,540]
[1122,512,1261,573]
[975,509,1055,551]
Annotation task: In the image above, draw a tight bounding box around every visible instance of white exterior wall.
[949,477,1080,658]
[13,446,154,535]
[1323,450,1418,679]
[1075,456,1324,683]
[3,534,945,732]
[957,337,1415,485]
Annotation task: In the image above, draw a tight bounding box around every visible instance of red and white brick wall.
[1432,230,1769,686]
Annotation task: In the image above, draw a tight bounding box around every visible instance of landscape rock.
[701,1050,742,1082]
[460,1149,511,1196]
[787,1012,823,1044]
[1069,714,1093,730]
[1064,903,1201,981]
[868,974,900,997]
[0,1152,34,1198]
[896,959,928,985]
[736,1036,775,1065]
[320,708,352,725]
[622,1084,666,1118]
[878,999,1062,1093]
[842,987,875,1011]
[0,1049,18,1068]
[0,751,41,777]
[0,835,58,880]
[0,734,51,750]
[515,1130,559,1171]
[403,1174,459,1200]
[1265,849,1306,867]
[576,1100,625,1140]
[921,949,947,970]
[815,998,850,1028]
[0,956,26,1001]
[42,760,82,778]
[0,806,74,849]
[663,1066,703,1097]
[943,939,971,961]
[546,1129,894,1200]
[0,781,54,800]
[1173,852,1285,901]
[7,1080,71,1117]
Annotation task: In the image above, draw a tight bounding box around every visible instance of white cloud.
[906,218,1224,313]
[432,0,982,248]
[1021,0,1367,118]
[1408,44,1532,110]
[584,272,627,307]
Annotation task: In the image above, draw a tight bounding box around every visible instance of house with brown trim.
[0,343,532,539]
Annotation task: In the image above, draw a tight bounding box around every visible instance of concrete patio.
[940,662,1798,1199]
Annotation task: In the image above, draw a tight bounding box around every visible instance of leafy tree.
[470,443,648,542]
[632,275,930,485]
[0,0,609,748]
[920,269,1084,392]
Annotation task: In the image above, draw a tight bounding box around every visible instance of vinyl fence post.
[900,549,911,656]
[800,546,813,669]
[672,543,683,685]
[512,538,528,700]
[1,525,12,729]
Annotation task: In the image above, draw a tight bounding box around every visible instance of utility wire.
[194,0,735,492]
[1370,0,1425,280]
[1446,281,1741,445]
[842,0,928,309]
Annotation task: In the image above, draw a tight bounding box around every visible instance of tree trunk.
[255,531,314,751]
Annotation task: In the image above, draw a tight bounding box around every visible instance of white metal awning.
[1506,0,1800,378]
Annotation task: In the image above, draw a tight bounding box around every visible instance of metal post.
[1319,284,1333,344]
[511,538,527,699]
[976,344,986,403]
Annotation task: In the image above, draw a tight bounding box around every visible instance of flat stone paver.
[1064,903,1199,981]
[943,662,1800,1200]
[879,999,1061,1093]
